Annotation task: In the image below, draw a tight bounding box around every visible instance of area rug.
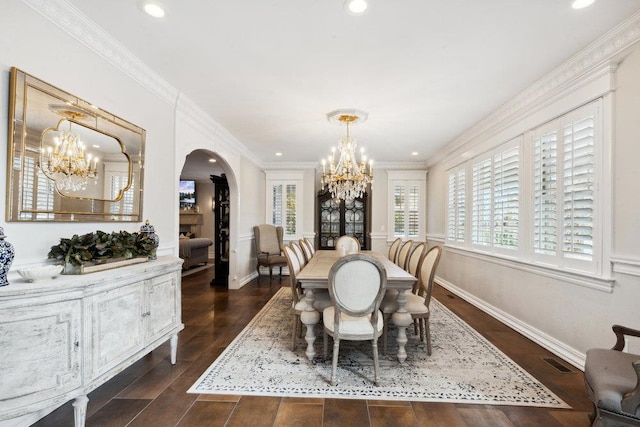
[188,288,569,407]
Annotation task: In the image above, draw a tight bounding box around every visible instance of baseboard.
[435,275,586,370]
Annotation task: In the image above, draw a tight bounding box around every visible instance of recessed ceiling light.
[275,152,283,157]
[138,1,167,18]
[572,0,595,9]
[208,158,217,163]
[344,0,368,15]
[411,152,418,156]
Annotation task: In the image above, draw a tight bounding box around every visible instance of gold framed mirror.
[6,68,145,222]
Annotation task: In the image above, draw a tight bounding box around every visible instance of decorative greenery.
[48,230,158,266]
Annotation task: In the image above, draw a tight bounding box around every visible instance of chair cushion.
[380,292,428,314]
[585,348,640,416]
[323,306,383,336]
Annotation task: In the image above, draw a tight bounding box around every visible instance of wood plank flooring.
[33,269,593,426]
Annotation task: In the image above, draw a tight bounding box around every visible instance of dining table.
[296,250,417,364]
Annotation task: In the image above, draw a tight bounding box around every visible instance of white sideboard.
[0,256,184,427]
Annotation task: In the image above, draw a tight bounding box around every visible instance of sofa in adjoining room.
[179,237,213,269]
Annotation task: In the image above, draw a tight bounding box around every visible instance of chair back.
[303,238,315,255]
[290,241,306,267]
[254,224,283,256]
[283,245,303,305]
[388,237,401,263]
[418,246,442,307]
[396,240,413,269]
[406,242,426,276]
[328,254,386,318]
[299,239,313,263]
[334,235,360,255]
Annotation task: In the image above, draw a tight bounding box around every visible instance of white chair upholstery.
[284,245,331,351]
[334,235,360,255]
[299,239,313,263]
[381,245,442,355]
[322,253,387,386]
[290,241,307,267]
[303,238,315,256]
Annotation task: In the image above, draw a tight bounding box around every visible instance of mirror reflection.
[7,68,145,222]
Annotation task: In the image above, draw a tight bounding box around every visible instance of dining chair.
[290,241,307,267]
[254,224,287,280]
[299,239,313,263]
[334,235,360,255]
[395,239,413,270]
[388,237,402,263]
[381,245,442,355]
[303,237,315,256]
[322,253,387,386]
[283,245,331,351]
[584,325,640,426]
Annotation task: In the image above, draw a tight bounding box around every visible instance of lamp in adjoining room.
[321,109,373,202]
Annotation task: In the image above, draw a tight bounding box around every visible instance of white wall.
[426,37,640,367]
[1,1,266,291]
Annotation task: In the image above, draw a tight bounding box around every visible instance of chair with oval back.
[322,253,387,386]
[303,237,315,256]
[334,235,360,255]
[388,237,402,263]
[395,239,413,270]
[290,241,307,267]
[299,239,313,263]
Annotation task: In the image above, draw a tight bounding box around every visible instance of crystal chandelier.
[321,109,373,202]
[41,121,99,192]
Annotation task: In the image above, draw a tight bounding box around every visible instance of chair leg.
[269,266,273,280]
[292,314,299,351]
[414,318,419,335]
[372,338,380,387]
[419,317,425,342]
[382,313,390,355]
[331,337,340,386]
[323,331,328,359]
[425,317,432,356]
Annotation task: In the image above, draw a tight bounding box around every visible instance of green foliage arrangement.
[48,230,158,266]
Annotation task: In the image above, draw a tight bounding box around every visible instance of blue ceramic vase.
[0,227,15,287]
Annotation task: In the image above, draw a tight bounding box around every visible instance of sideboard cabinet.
[0,257,183,427]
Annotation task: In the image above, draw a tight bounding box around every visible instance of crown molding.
[262,162,319,170]
[373,161,427,170]
[428,10,640,167]
[22,0,263,168]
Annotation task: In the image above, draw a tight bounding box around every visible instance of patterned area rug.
[188,288,569,407]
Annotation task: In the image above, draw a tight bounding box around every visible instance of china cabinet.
[0,257,183,427]
[317,190,370,250]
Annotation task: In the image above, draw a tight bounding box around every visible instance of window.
[387,171,426,240]
[445,100,601,275]
[21,154,55,220]
[266,171,303,241]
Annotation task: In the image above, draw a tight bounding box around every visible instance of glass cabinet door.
[319,197,340,248]
[317,191,369,250]
[345,199,366,249]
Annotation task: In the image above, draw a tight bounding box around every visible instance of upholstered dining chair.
[283,245,331,351]
[290,241,307,267]
[299,239,313,263]
[584,325,640,426]
[395,239,413,270]
[303,237,315,256]
[388,237,402,264]
[254,224,287,280]
[322,253,387,386]
[381,245,442,355]
[334,235,360,255]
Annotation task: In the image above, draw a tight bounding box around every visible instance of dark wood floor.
[34,268,593,426]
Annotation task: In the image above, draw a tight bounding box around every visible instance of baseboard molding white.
[435,275,586,370]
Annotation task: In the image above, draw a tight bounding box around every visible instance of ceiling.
[67,0,640,168]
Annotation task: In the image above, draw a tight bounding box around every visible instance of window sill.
[444,245,615,293]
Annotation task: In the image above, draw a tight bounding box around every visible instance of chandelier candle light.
[321,109,373,202]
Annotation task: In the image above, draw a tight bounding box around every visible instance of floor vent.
[543,357,573,373]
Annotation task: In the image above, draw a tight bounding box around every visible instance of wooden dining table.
[296,250,417,364]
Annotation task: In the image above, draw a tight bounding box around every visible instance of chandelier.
[321,109,373,202]
[41,116,99,192]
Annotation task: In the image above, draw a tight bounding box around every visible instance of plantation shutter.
[533,130,558,256]
[472,158,492,246]
[285,184,297,235]
[447,168,465,243]
[493,146,519,249]
[563,115,594,260]
[407,184,419,237]
[393,184,405,236]
[271,184,283,227]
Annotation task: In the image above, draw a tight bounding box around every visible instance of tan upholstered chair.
[381,245,441,355]
[584,325,640,426]
[334,235,360,255]
[388,237,402,264]
[322,254,387,386]
[290,241,307,267]
[254,224,287,280]
[299,238,313,263]
[303,238,315,256]
[395,239,413,270]
[283,245,330,351]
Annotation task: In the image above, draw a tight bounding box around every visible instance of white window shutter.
[493,146,519,249]
[533,130,558,256]
[447,168,465,243]
[472,158,492,246]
